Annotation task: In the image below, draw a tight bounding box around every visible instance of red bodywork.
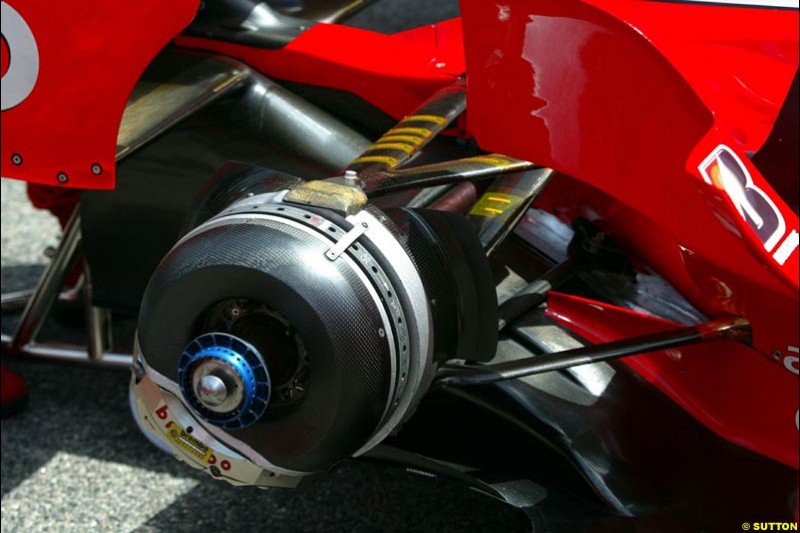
[459,0,799,468]
[1,0,797,469]
[0,0,199,188]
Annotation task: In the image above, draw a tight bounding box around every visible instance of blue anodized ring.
[178,332,271,429]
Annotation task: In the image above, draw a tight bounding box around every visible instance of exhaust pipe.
[233,74,372,173]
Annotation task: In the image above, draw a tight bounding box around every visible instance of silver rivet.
[56,172,68,184]
[378,328,385,338]
[91,163,103,175]
[197,375,228,407]
[11,154,22,165]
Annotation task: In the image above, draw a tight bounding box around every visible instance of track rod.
[365,155,539,196]
[434,318,751,388]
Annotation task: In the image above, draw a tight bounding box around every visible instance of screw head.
[56,172,68,184]
[91,163,103,175]
[11,154,22,165]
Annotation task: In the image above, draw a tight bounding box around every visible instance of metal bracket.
[325,221,368,260]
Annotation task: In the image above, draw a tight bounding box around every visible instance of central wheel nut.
[190,357,246,414]
[197,375,228,407]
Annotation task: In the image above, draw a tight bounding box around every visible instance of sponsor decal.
[699,145,798,266]
[1,2,39,111]
[785,346,799,376]
[151,402,253,480]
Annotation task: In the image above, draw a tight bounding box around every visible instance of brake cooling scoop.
[130,162,497,487]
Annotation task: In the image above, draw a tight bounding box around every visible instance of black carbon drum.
[134,163,496,481]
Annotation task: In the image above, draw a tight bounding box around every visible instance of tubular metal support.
[1,279,82,313]
[434,318,751,388]
[86,306,112,361]
[1,289,35,312]
[13,343,133,367]
[11,207,83,350]
[83,263,112,362]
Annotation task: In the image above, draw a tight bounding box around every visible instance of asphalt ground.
[1,2,531,531]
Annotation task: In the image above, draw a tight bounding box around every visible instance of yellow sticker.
[469,192,525,219]
[387,127,433,137]
[487,195,513,204]
[351,155,400,167]
[377,135,425,145]
[467,155,512,168]
[403,114,447,125]
[166,422,212,462]
[368,142,417,153]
